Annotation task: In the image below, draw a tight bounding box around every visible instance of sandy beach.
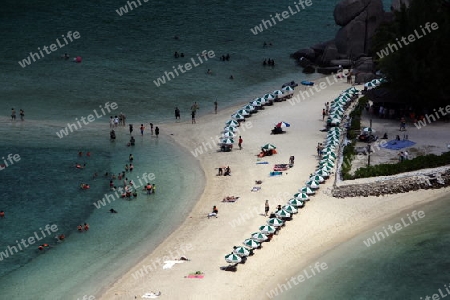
[98,76,450,300]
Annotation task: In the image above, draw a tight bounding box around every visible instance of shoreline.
[98,76,450,300]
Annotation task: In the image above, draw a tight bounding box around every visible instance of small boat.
[301,80,314,86]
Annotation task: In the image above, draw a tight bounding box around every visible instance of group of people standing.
[11,108,25,121]
[110,113,127,128]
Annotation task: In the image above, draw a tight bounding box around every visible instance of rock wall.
[332,169,450,198]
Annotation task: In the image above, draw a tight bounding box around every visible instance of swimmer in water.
[109,208,118,213]
[0,210,4,218]
[77,225,83,232]
[84,223,89,231]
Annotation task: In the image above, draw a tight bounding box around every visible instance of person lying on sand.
[222,196,240,202]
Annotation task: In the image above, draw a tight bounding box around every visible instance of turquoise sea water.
[2,0,446,299]
[275,195,450,300]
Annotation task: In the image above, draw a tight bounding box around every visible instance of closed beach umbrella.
[221,138,234,144]
[237,109,250,116]
[222,131,236,138]
[315,169,329,178]
[283,205,298,214]
[225,120,239,127]
[272,90,284,99]
[281,86,294,94]
[293,192,309,200]
[321,154,335,162]
[244,105,256,112]
[263,94,274,101]
[225,253,242,264]
[231,113,245,120]
[251,100,262,107]
[288,198,305,208]
[275,209,291,218]
[299,186,315,195]
[243,239,260,249]
[224,126,237,132]
[306,180,320,189]
[261,143,276,151]
[233,246,250,257]
[251,232,268,242]
[267,218,284,227]
[259,225,277,234]
[319,160,335,168]
[275,121,290,128]
[309,175,325,183]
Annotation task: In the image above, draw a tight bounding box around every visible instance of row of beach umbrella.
[220,88,295,146]
[225,86,360,266]
[364,78,387,90]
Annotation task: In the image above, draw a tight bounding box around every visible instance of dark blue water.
[3,0,439,299]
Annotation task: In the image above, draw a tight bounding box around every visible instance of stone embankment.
[332,168,450,198]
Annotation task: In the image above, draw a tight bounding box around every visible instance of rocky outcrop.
[332,170,450,198]
[292,0,395,74]
[334,0,385,57]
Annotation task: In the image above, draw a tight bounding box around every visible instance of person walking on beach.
[238,136,243,150]
[265,200,270,216]
[129,124,133,135]
[191,102,199,113]
[11,108,16,120]
[150,123,154,135]
[140,124,145,136]
[214,101,218,114]
[191,111,196,124]
[155,126,159,138]
[175,107,181,120]
[19,109,24,121]
[322,108,326,121]
[110,116,114,128]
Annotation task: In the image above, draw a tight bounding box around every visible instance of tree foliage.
[371,0,450,109]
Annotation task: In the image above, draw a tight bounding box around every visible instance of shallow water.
[274,195,450,300]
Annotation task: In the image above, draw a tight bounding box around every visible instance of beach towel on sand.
[270,171,283,176]
[381,140,416,150]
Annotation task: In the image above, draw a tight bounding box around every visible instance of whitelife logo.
[250,0,312,35]
[363,210,425,247]
[56,102,118,139]
[376,22,438,58]
[18,31,81,68]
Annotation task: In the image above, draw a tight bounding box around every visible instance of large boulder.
[319,44,339,65]
[334,0,371,26]
[291,48,316,61]
[354,57,374,72]
[330,59,353,67]
[355,72,376,84]
[334,0,385,57]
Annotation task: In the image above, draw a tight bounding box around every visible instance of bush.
[351,151,450,179]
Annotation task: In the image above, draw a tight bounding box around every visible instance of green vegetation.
[341,96,368,180]
[370,0,450,108]
[346,151,450,180]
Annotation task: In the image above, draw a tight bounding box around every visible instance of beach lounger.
[222,196,240,202]
[273,164,290,171]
